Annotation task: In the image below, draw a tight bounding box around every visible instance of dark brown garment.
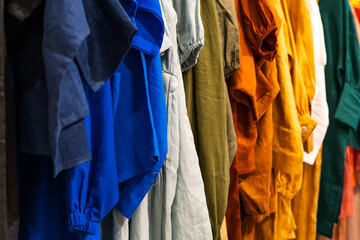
[215,0,240,78]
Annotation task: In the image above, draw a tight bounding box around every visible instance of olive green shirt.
[182,0,230,238]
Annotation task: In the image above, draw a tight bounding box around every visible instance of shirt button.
[301,125,307,132]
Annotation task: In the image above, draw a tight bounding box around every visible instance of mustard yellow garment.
[292,149,323,240]
[284,0,317,149]
[271,0,317,238]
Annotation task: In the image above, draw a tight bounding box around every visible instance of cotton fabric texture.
[302,0,329,166]
[108,0,212,238]
[215,0,240,77]
[181,0,230,238]
[292,149,323,240]
[225,0,281,238]
[318,0,360,236]
[113,0,167,219]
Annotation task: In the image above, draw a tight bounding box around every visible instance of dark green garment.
[182,0,229,239]
[318,0,360,237]
[215,0,240,78]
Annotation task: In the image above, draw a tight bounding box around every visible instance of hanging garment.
[252,0,303,236]
[225,0,281,239]
[292,149,323,240]
[291,0,328,239]
[42,0,91,176]
[303,0,329,166]
[318,0,360,236]
[338,147,355,219]
[16,0,138,238]
[181,0,229,237]
[274,0,318,237]
[42,0,138,176]
[109,0,212,239]
[286,0,317,142]
[65,80,119,237]
[18,153,87,240]
[172,0,204,72]
[215,0,240,78]
[18,80,121,240]
[215,0,239,164]
[112,0,167,220]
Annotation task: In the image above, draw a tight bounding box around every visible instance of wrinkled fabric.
[113,0,167,220]
[109,0,212,239]
[338,147,355,219]
[172,0,204,71]
[318,0,360,236]
[284,0,317,155]
[292,149,323,240]
[271,0,303,178]
[225,0,281,239]
[65,80,119,237]
[42,0,91,176]
[77,0,137,92]
[303,0,329,165]
[286,0,317,139]
[42,0,138,176]
[273,0,318,237]
[7,0,41,21]
[181,0,229,237]
[215,0,240,77]
[18,80,119,240]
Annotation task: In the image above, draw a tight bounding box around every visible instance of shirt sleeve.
[172,0,205,71]
[240,0,282,61]
[334,0,360,130]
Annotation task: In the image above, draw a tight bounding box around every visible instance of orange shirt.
[226,0,281,239]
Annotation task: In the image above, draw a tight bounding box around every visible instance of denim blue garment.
[66,80,119,237]
[42,0,91,176]
[42,0,137,176]
[77,0,137,92]
[9,1,91,178]
[112,0,167,219]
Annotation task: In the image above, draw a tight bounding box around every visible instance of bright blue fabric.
[18,80,119,240]
[113,0,167,219]
[65,80,119,237]
[18,153,93,240]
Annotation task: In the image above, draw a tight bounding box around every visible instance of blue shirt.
[113,0,167,219]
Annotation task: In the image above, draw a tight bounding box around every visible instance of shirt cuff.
[298,113,317,145]
[68,211,99,235]
[334,82,360,130]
